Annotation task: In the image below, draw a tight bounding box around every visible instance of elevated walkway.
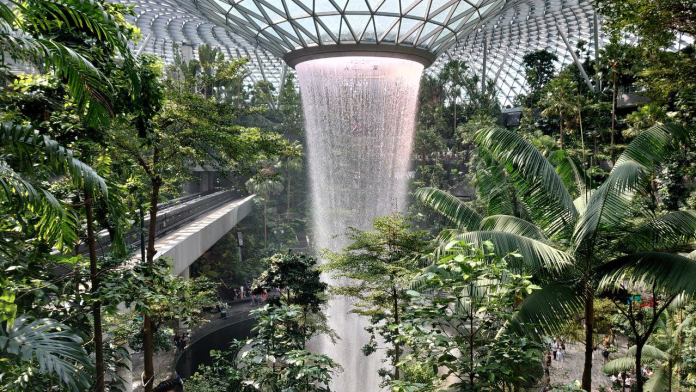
[153,194,255,276]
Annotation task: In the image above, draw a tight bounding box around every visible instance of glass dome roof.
[117,0,615,104]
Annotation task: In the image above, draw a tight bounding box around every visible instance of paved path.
[547,336,629,391]
[130,298,261,390]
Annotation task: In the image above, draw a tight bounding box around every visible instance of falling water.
[295,57,423,391]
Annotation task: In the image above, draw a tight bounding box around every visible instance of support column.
[178,267,190,329]
[481,36,488,95]
[556,22,594,91]
[593,12,602,93]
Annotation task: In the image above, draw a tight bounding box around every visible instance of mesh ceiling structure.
[118,0,610,105]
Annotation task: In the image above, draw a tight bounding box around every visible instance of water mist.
[295,57,423,391]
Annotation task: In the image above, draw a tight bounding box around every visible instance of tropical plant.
[321,213,431,383]
[280,141,303,214]
[0,0,138,126]
[415,123,696,391]
[246,163,284,246]
[0,315,93,390]
[394,241,544,392]
[602,304,695,391]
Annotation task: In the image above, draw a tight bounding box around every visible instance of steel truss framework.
[117,0,620,105]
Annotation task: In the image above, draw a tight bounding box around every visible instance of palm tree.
[415,124,696,391]
[246,163,284,246]
[540,72,579,150]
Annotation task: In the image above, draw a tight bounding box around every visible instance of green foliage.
[0,315,93,390]
[521,50,559,107]
[393,241,544,391]
[321,213,431,383]
[256,252,326,313]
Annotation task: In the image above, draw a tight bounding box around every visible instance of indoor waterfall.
[295,57,423,391]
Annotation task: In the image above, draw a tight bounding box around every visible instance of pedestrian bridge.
[153,194,254,276]
[73,190,255,277]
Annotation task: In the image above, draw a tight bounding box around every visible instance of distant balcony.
[617,86,652,108]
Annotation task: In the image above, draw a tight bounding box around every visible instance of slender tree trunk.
[611,66,617,161]
[559,111,564,150]
[85,189,105,392]
[143,177,162,392]
[421,152,426,179]
[286,170,291,214]
[668,357,673,391]
[635,341,644,392]
[392,286,400,381]
[264,192,268,246]
[581,282,595,391]
[453,95,457,136]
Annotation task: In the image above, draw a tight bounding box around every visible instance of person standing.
[557,341,565,367]
[239,285,245,299]
[551,338,558,360]
[263,288,267,303]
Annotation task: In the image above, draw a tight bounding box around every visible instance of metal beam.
[556,22,594,91]
[481,35,488,95]
[593,12,602,93]
[254,48,277,110]
[276,64,288,107]
[135,33,152,56]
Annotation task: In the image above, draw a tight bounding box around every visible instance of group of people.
[542,337,567,387]
[174,332,189,354]
[610,366,654,391]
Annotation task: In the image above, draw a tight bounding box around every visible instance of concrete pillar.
[178,267,190,329]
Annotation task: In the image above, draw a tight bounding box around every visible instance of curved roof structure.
[120,0,607,104]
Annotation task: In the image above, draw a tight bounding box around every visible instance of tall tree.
[415,124,696,391]
[110,54,282,391]
[522,50,559,108]
[321,214,430,383]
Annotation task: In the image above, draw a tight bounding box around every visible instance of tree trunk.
[635,342,644,392]
[85,189,105,392]
[392,286,400,381]
[143,178,162,392]
[264,192,268,246]
[611,66,617,161]
[668,357,673,391]
[453,95,457,136]
[581,283,594,391]
[286,171,291,214]
[421,152,426,179]
[559,111,564,150]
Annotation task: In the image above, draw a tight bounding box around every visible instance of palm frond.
[572,161,646,252]
[602,356,639,374]
[627,344,669,361]
[476,126,577,237]
[0,315,93,389]
[549,149,592,198]
[414,187,482,230]
[614,124,687,168]
[620,211,696,252]
[1,122,108,196]
[597,252,696,295]
[644,365,668,392]
[505,282,584,337]
[478,215,547,241]
[443,231,572,272]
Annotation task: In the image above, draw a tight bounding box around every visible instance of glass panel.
[376,0,399,14]
[294,17,317,36]
[430,4,452,23]
[260,4,285,23]
[404,0,427,19]
[428,0,452,16]
[315,20,336,43]
[318,14,342,36]
[373,15,396,36]
[361,18,377,41]
[332,0,348,11]
[285,0,309,18]
[451,1,473,18]
[401,24,420,45]
[345,14,371,38]
[345,0,370,13]
[314,0,336,13]
[380,19,398,42]
[398,17,419,39]
[367,0,381,11]
[418,22,439,39]
[477,2,494,17]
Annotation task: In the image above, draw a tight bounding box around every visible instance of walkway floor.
[130,298,262,390]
